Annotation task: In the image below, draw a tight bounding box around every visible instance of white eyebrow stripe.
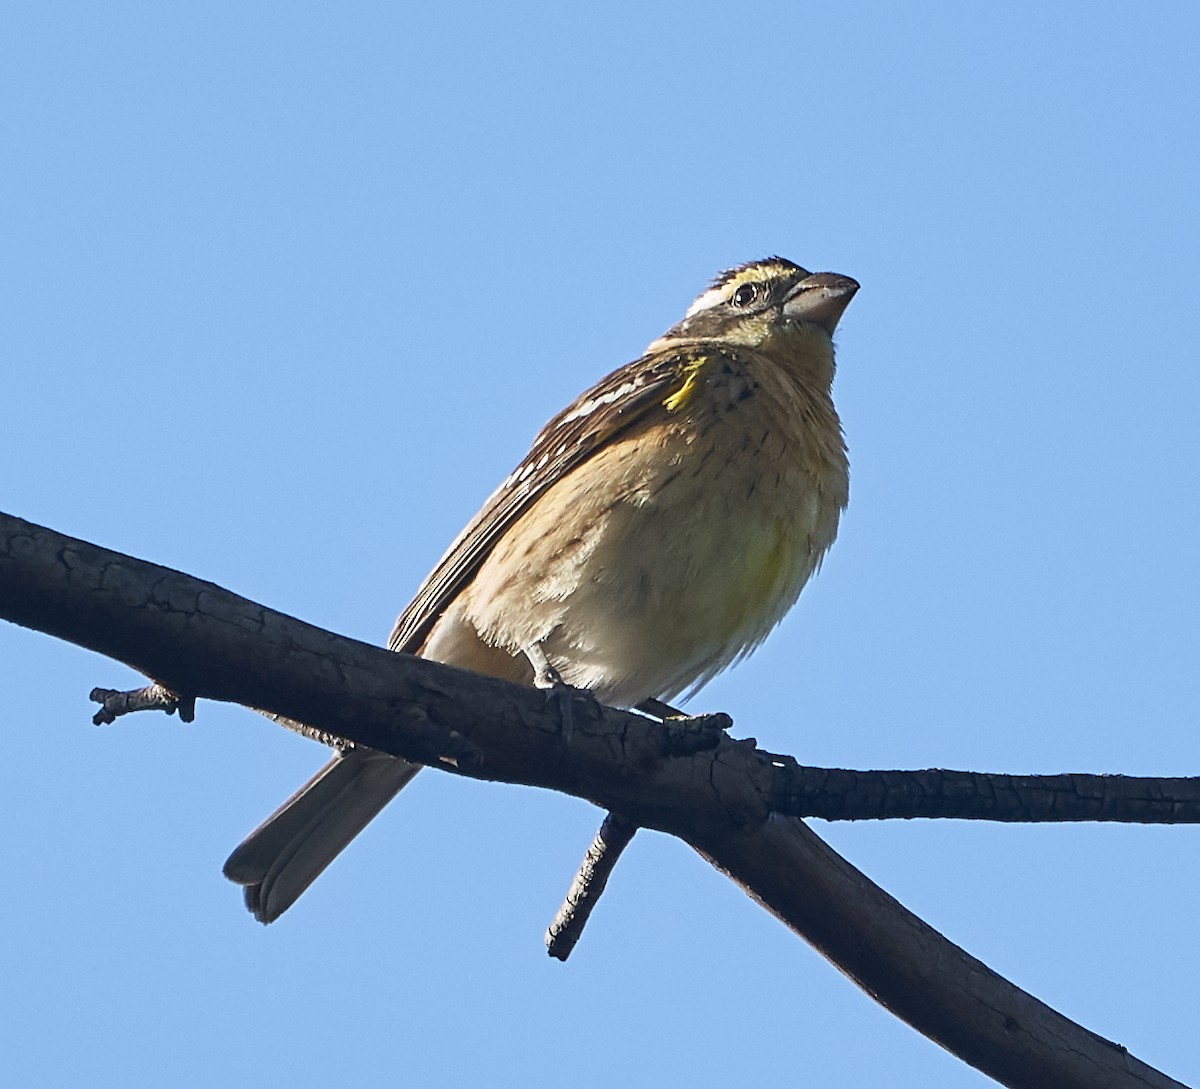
[559,378,643,423]
[685,285,728,318]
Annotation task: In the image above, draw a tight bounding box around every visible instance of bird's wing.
[388,346,717,654]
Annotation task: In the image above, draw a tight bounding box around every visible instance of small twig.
[90,683,195,725]
[545,812,638,961]
[545,699,720,961]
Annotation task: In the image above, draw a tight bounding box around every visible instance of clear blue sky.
[3,4,1198,1086]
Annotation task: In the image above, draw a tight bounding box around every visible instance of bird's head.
[648,258,859,381]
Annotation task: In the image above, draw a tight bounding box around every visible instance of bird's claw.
[539,677,599,742]
[524,643,595,740]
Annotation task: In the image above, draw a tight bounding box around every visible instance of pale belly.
[541,471,830,704]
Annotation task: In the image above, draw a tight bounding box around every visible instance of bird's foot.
[524,643,595,741]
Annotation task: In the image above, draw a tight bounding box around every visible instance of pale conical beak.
[782,272,860,334]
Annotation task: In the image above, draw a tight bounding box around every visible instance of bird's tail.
[223,748,420,923]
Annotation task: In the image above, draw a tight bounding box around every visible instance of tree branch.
[774,763,1200,823]
[0,509,1191,1089]
[694,816,1181,1089]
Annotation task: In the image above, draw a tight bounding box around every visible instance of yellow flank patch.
[662,355,710,413]
[693,516,804,655]
[741,517,794,618]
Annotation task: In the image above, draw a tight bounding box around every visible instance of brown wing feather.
[388,347,708,654]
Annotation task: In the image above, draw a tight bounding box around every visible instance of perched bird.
[224,257,858,922]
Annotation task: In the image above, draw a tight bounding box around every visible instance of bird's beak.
[783,273,860,334]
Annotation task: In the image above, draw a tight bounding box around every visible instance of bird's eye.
[731,282,759,308]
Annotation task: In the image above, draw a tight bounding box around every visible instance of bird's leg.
[523,640,565,690]
[523,642,596,741]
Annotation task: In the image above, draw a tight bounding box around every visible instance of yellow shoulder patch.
[662,354,712,413]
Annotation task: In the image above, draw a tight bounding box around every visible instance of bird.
[223,256,858,922]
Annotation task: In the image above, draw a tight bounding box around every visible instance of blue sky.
[3,4,1198,1086]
